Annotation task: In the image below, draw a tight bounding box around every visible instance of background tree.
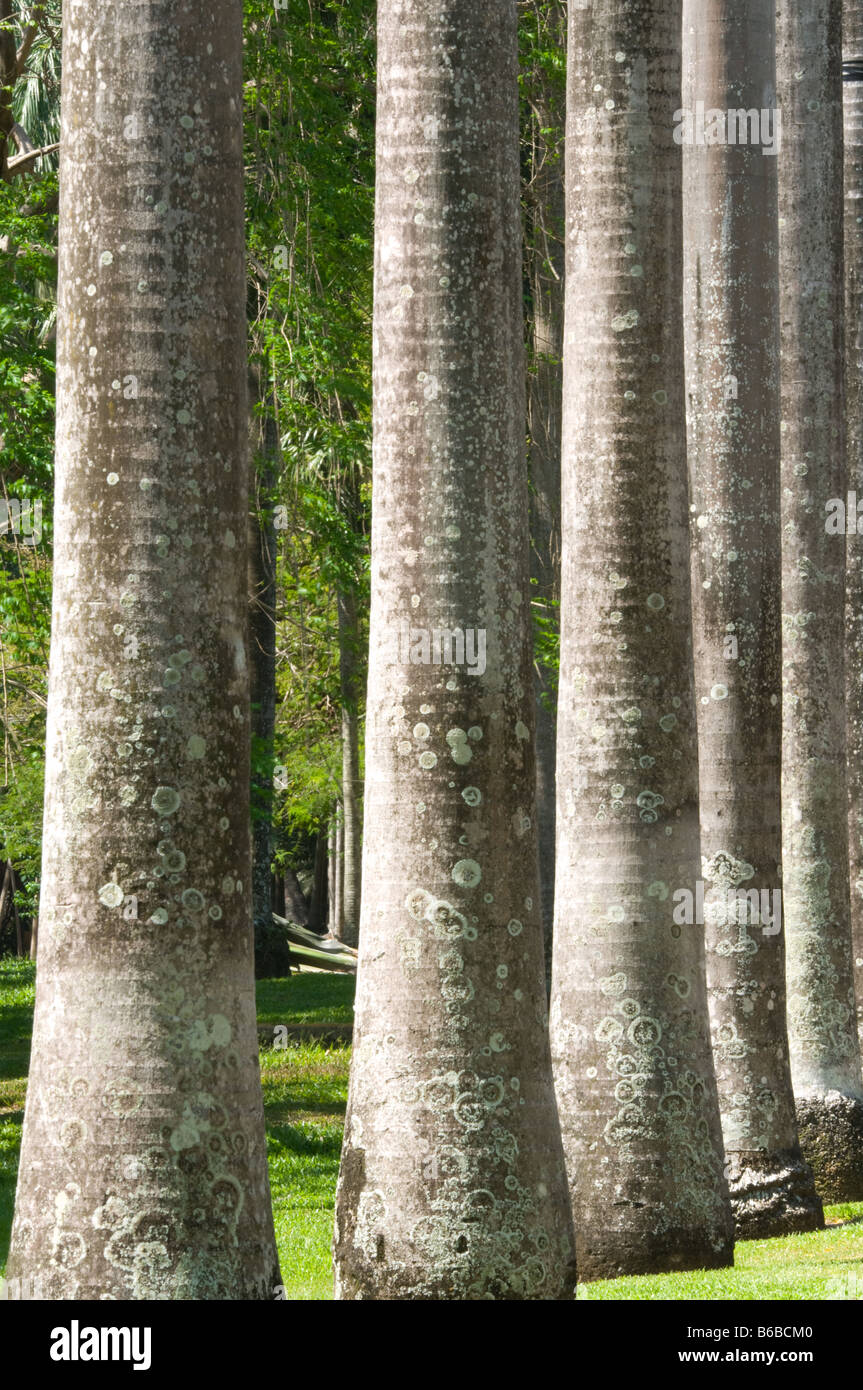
[778,0,863,1204]
[682,0,822,1232]
[334,0,575,1300]
[550,0,733,1281]
[7,0,280,1298]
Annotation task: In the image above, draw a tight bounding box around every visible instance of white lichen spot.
[151,786,180,816]
[647,593,665,611]
[462,786,482,807]
[418,751,437,770]
[710,684,729,700]
[611,309,639,332]
[186,735,206,760]
[451,859,482,889]
[98,883,124,908]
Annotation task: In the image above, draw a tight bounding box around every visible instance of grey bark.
[682,0,823,1233]
[778,0,863,1204]
[327,815,338,936]
[337,584,362,946]
[525,0,565,986]
[334,0,575,1300]
[335,806,344,941]
[844,6,863,1060]
[551,0,733,1280]
[6,0,281,1298]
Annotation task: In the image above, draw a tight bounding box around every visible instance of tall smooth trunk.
[337,584,362,945]
[844,7,863,1056]
[334,0,575,1300]
[6,0,280,1298]
[335,807,344,940]
[327,815,338,936]
[682,0,822,1233]
[779,0,863,1204]
[551,0,733,1279]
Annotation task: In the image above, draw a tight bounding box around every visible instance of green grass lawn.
[2,954,862,1300]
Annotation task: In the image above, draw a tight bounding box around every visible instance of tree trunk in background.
[334,0,575,1300]
[337,584,362,945]
[551,0,733,1280]
[308,825,328,933]
[335,807,345,940]
[284,867,308,924]
[248,362,279,951]
[28,914,37,961]
[844,7,863,1056]
[682,0,822,1234]
[6,0,280,1298]
[327,815,338,935]
[0,860,11,939]
[778,0,863,1204]
[525,0,566,986]
[12,887,22,957]
[272,873,285,919]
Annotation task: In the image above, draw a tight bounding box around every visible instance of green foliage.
[244,0,374,853]
[0,750,43,913]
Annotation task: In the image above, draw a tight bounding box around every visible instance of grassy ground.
[2,954,862,1300]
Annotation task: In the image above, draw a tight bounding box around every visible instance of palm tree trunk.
[327,815,338,935]
[551,0,733,1279]
[337,584,362,945]
[334,0,575,1300]
[6,0,280,1298]
[844,4,863,1058]
[778,0,863,1203]
[335,807,345,940]
[682,0,822,1234]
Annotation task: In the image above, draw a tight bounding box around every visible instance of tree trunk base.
[574,1226,733,1283]
[726,1148,823,1238]
[796,1091,863,1203]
